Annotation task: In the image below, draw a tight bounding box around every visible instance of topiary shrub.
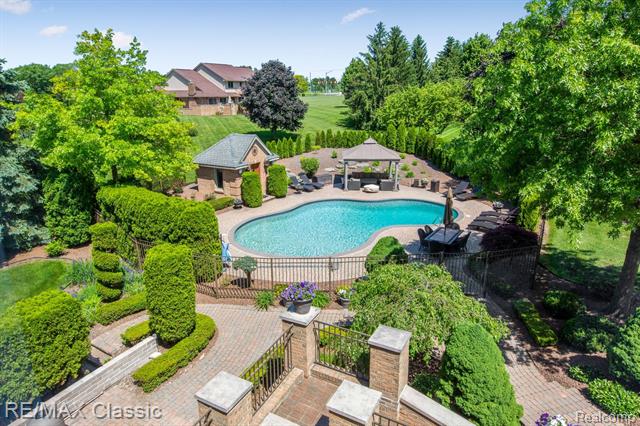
[608,308,640,384]
[121,320,151,346]
[45,240,67,257]
[513,299,558,346]
[267,164,288,198]
[95,292,146,325]
[144,243,196,345]
[43,172,94,246]
[561,314,618,353]
[300,156,320,177]
[0,290,90,402]
[132,313,215,392]
[588,379,640,416]
[365,236,408,273]
[90,222,124,301]
[543,290,585,319]
[436,322,523,425]
[241,171,263,207]
[480,224,538,251]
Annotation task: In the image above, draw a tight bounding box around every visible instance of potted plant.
[336,285,354,308]
[281,281,317,314]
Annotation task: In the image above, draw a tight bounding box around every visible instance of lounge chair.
[479,207,519,219]
[299,173,324,189]
[289,175,314,192]
[468,220,503,232]
[455,188,479,201]
[446,181,470,196]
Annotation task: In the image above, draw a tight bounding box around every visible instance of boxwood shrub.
[144,243,196,344]
[608,308,640,384]
[132,313,216,392]
[121,320,151,346]
[92,250,120,271]
[561,314,618,353]
[89,222,118,251]
[96,283,122,302]
[365,236,408,273]
[543,290,585,319]
[90,222,124,301]
[267,164,288,198]
[588,379,640,416]
[207,196,235,211]
[241,171,262,207]
[436,322,523,425]
[95,292,146,325]
[513,299,558,346]
[0,290,90,402]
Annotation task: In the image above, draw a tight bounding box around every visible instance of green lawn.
[0,260,70,314]
[182,95,348,153]
[540,220,639,292]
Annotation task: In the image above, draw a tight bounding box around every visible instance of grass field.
[540,221,638,292]
[0,260,70,314]
[183,95,348,153]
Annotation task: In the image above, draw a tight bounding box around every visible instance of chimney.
[187,81,196,96]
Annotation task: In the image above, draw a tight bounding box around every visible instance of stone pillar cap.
[326,380,382,425]
[194,371,252,414]
[260,413,299,425]
[279,306,321,326]
[368,325,411,353]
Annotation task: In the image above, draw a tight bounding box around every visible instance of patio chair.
[446,222,461,230]
[347,178,361,191]
[299,173,324,189]
[424,225,435,235]
[417,228,430,251]
[447,231,471,253]
[289,175,314,192]
[379,179,395,191]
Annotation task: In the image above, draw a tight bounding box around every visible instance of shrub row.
[121,320,151,347]
[207,196,235,211]
[132,313,216,392]
[513,299,558,346]
[241,171,262,207]
[561,314,618,353]
[95,292,146,325]
[365,236,408,273]
[90,222,124,301]
[0,290,90,402]
[144,243,196,344]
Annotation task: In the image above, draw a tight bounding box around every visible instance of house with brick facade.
[194,133,279,198]
[163,63,254,116]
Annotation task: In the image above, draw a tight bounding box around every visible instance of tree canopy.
[457,0,640,315]
[12,29,193,186]
[11,63,74,94]
[294,75,309,95]
[241,60,307,133]
[431,36,464,82]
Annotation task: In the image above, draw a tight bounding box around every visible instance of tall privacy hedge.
[43,172,94,246]
[90,222,124,301]
[144,243,196,344]
[0,290,90,402]
[266,164,288,198]
[241,171,262,207]
[96,186,221,276]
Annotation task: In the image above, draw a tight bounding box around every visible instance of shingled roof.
[167,69,228,98]
[342,138,401,162]
[194,134,278,169]
[199,63,254,82]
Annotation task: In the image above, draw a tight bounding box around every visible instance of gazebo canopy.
[342,138,401,162]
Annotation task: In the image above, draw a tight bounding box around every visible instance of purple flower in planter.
[281,281,317,302]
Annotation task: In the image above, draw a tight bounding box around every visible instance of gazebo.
[341,138,401,191]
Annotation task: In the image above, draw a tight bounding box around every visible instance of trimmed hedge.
[92,250,120,271]
[89,222,118,251]
[436,322,523,425]
[95,270,124,286]
[144,243,196,344]
[266,164,288,198]
[121,320,151,346]
[543,290,585,319]
[561,314,618,353]
[207,196,235,211]
[90,222,124,301]
[132,313,216,392]
[0,290,90,402]
[588,379,640,416]
[608,308,640,384]
[241,171,262,207]
[95,292,146,325]
[96,283,122,302]
[43,172,94,246]
[513,299,558,346]
[365,236,408,273]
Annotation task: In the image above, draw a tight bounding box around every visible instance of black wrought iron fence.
[241,326,293,411]
[372,413,408,426]
[313,320,370,380]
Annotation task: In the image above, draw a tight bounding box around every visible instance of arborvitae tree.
[407,127,417,154]
[431,36,464,82]
[319,130,326,147]
[287,138,295,157]
[296,136,304,155]
[416,127,429,158]
[304,133,312,152]
[397,123,408,153]
[326,129,334,148]
[386,124,397,151]
[411,35,429,86]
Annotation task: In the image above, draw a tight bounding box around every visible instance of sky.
[0,0,529,79]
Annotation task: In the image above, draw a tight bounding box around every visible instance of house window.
[227,81,234,89]
[215,169,224,188]
[208,98,216,105]
[182,99,189,109]
[220,97,228,104]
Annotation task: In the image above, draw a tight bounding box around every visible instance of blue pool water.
[233,199,456,256]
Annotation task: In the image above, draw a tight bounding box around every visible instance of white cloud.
[112,31,135,48]
[341,7,374,24]
[39,25,68,37]
[0,0,32,15]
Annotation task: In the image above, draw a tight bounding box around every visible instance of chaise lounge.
[289,175,314,192]
[299,173,324,189]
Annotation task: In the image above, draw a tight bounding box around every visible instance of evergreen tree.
[387,26,415,91]
[319,130,326,147]
[314,131,321,148]
[411,35,429,86]
[296,136,304,155]
[386,124,397,151]
[461,33,493,77]
[407,127,417,154]
[304,133,312,152]
[397,123,408,153]
[326,129,334,148]
[431,36,464,81]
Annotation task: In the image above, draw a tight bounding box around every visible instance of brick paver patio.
[274,376,336,426]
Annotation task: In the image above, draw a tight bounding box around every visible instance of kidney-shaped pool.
[232,199,457,257]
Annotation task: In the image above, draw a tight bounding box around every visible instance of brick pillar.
[280,307,320,377]
[326,380,382,426]
[194,371,253,426]
[367,325,411,402]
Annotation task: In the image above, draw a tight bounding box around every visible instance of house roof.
[200,63,254,82]
[166,69,228,98]
[342,138,401,162]
[194,134,278,169]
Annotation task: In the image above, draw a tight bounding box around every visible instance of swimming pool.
[232,199,457,257]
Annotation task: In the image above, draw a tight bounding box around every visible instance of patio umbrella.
[443,187,454,228]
